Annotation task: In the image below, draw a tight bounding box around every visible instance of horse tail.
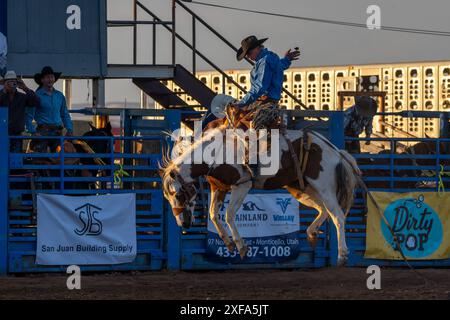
[335,150,360,216]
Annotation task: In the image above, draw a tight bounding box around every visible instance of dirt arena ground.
[1,267,449,300]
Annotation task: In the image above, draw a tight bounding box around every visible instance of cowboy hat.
[236,35,268,61]
[210,94,237,118]
[0,70,18,84]
[3,70,18,81]
[34,66,61,86]
[355,96,378,117]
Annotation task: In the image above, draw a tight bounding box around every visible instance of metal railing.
[106,0,176,66]
[174,0,308,109]
[107,0,308,109]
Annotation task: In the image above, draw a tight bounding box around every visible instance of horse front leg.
[209,187,235,252]
[225,180,252,259]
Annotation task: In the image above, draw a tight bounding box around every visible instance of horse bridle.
[170,171,197,214]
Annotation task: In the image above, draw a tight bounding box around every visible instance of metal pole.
[133,0,137,65]
[440,113,449,153]
[172,0,176,66]
[152,17,157,64]
[166,109,182,270]
[140,90,148,109]
[0,108,9,275]
[92,78,106,108]
[192,16,196,75]
[92,79,106,127]
[222,74,226,94]
[63,79,72,109]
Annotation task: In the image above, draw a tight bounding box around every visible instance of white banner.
[207,193,299,237]
[36,193,137,265]
[207,193,300,263]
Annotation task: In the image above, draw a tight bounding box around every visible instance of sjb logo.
[74,203,103,236]
[276,198,291,214]
[381,195,443,258]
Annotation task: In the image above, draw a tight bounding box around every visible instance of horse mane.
[158,130,181,171]
[158,126,226,177]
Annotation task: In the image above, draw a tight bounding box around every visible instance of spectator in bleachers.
[0,71,40,152]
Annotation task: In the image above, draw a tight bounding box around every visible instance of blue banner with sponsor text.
[206,193,300,263]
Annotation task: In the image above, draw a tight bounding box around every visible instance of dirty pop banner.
[206,193,300,263]
[365,192,450,260]
[36,194,137,265]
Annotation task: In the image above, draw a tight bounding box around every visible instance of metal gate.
[2,108,450,274]
[0,108,182,273]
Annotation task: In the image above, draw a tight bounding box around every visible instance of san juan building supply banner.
[207,193,300,263]
[36,193,137,265]
[365,192,450,260]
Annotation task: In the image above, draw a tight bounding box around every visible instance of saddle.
[203,101,312,191]
[225,101,281,131]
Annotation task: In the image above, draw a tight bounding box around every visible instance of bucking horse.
[159,96,365,266]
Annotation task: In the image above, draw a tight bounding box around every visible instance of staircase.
[107,0,306,122]
[133,65,216,112]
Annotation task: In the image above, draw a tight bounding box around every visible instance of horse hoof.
[307,233,318,249]
[226,242,235,253]
[239,246,249,260]
[337,256,348,267]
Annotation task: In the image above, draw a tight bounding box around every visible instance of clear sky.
[71,0,450,107]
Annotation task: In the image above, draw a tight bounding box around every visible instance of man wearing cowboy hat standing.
[343,96,378,153]
[0,71,40,152]
[236,35,300,108]
[26,66,73,152]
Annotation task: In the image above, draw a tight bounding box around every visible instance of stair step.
[173,65,216,109]
[133,78,189,107]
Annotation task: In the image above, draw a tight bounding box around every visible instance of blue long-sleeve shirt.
[26,87,73,133]
[237,48,291,107]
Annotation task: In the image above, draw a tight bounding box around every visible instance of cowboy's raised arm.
[281,48,300,70]
[280,53,292,70]
[19,79,40,108]
[237,58,273,107]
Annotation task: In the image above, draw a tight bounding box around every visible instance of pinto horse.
[159,123,362,266]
